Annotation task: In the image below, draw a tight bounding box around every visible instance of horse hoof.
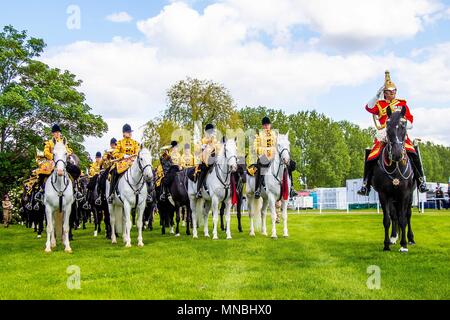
[249,232,255,237]
[65,248,73,253]
[94,231,98,237]
[138,242,144,247]
[383,247,391,251]
[175,233,180,237]
[213,236,219,240]
[408,241,416,245]
[399,247,408,253]
[125,243,132,248]
[390,237,398,244]
[271,235,278,239]
[111,239,117,244]
[204,234,210,238]
[51,243,56,249]
[262,232,268,237]
[226,236,232,240]
[193,235,198,239]
[45,248,51,253]
[37,235,41,239]
[283,234,289,238]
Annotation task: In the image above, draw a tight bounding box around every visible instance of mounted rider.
[101,138,118,171]
[183,143,195,168]
[194,124,220,199]
[93,138,117,205]
[108,124,140,203]
[35,124,81,199]
[88,152,102,178]
[253,117,297,199]
[159,140,184,201]
[357,71,428,196]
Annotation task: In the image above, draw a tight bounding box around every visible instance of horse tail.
[114,206,123,234]
[249,197,262,231]
[55,209,63,241]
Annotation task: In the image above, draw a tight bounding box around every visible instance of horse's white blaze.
[107,148,153,247]
[188,139,238,240]
[246,134,291,239]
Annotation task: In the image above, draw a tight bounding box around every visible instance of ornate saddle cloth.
[37,160,55,175]
[116,158,135,174]
[247,164,257,176]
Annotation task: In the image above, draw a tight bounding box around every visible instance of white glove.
[367,86,385,109]
[375,128,387,142]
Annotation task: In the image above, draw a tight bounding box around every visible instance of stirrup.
[290,188,297,198]
[357,184,370,196]
[418,179,429,193]
[95,197,102,206]
[26,203,32,211]
[34,191,43,201]
[254,190,261,199]
[107,195,114,204]
[160,193,167,201]
[195,191,202,199]
[82,202,90,210]
[33,203,40,211]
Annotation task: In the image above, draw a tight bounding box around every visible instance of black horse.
[155,177,175,235]
[220,159,246,233]
[91,169,112,239]
[167,168,192,236]
[143,179,157,231]
[372,106,416,252]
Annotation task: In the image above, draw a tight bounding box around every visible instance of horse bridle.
[272,146,290,183]
[381,122,413,181]
[214,142,237,188]
[51,158,70,196]
[125,149,152,196]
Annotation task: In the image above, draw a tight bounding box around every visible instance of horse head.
[277,132,291,166]
[53,138,68,177]
[222,137,238,173]
[137,146,154,182]
[386,106,408,162]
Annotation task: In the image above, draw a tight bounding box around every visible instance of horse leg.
[93,208,98,237]
[136,203,145,247]
[44,207,53,252]
[38,208,44,238]
[124,203,132,247]
[98,209,103,235]
[407,205,415,245]
[225,200,232,240]
[204,200,211,238]
[379,194,391,251]
[261,199,268,236]
[398,202,408,252]
[268,195,278,239]
[212,197,220,240]
[220,202,225,231]
[190,198,198,238]
[185,206,191,236]
[175,207,181,237]
[390,217,398,244]
[104,207,111,239]
[248,196,255,236]
[110,205,117,244]
[237,196,243,233]
[63,206,72,253]
[282,199,288,237]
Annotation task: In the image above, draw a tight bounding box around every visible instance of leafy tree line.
[143,79,449,189]
[0,25,107,195]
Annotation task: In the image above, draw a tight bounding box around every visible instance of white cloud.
[410,107,450,145]
[41,1,450,155]
[106,11,133,23]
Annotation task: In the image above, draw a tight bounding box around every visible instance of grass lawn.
[0,210,449,300]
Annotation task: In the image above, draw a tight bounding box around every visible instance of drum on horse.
[188,138,238,240]
[43,139,75,253]
[106,147,153,247]
[246,133,291,239]
[372,106,416,252]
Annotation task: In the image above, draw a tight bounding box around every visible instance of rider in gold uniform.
[108,124,140,203]
[253,117,297,199]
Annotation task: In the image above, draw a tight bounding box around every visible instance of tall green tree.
[164,77,242,132]
[0,25,107,194]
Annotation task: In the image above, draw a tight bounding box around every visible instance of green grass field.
[0,210,449,300]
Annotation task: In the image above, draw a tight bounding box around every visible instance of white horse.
[188,138,238,240]
[44,139,74,253]
[246,133,291,238]
[106,147,153,247]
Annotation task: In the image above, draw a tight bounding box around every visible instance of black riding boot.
[288,160,297,198]
[160,181,168,201]
[196,164,207,199]
[108,170,117,204]
[357,150,376,196]
[254,164,262,199]
[409,150,429,193]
